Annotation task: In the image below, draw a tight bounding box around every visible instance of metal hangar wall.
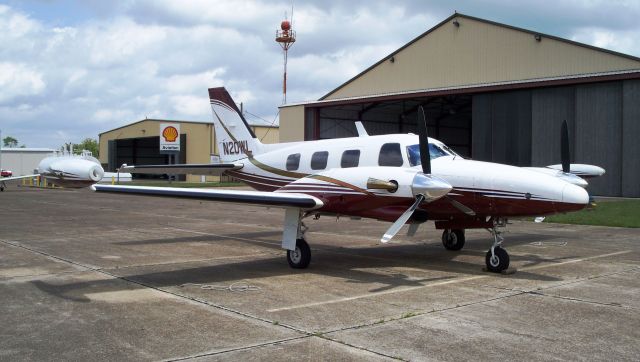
[279,13,640,197]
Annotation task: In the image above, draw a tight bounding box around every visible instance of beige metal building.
[279,13,640,197]
[0,148,56,176]
[99,119,278,182]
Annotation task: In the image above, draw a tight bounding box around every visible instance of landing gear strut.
[442,229,465,250]
[485,220,510,273]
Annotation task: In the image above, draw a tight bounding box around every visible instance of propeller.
[380,107,452,243]
[561,119,570,173]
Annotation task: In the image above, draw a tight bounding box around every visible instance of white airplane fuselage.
[222,133,589,225]
[36,154,105,188]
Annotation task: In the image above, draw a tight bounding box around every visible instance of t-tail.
[209,87,264,162]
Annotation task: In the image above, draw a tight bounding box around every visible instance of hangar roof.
[99,118,277,136]
[318,13,640,101]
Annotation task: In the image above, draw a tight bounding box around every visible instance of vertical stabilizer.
[209,87,263,162]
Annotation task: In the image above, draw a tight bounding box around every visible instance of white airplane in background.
[94,87,605,273]
[0,150,105,191]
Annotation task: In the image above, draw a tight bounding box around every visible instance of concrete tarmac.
[0,187,638,361]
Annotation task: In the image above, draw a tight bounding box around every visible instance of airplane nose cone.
[562,184,589,205]
[412,173,452,201]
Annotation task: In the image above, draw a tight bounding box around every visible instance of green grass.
[118,180,244,188]
[545,200,640,228]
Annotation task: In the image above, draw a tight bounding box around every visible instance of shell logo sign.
[162,126,179,142]
[160,123,180,152]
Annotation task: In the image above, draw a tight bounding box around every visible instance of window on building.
[341,150,360,168]
[378,143,403,166]
[286,153,301,171]
[311,151,329,170]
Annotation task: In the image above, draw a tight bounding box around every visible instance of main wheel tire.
[287,238,311,269]
[442,229,465,251]
[485,246,510,273]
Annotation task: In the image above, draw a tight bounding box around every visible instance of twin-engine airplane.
[0,151,105,191]
[94,87,605,273]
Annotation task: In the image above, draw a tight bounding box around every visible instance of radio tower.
[275,13,296,104]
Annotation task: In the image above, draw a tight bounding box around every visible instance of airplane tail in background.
[209,87,264,162]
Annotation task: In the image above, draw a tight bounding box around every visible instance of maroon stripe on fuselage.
[227,171,291,188]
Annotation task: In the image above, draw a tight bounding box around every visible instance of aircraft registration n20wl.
[93,87,605,273]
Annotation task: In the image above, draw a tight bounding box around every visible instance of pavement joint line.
[526,290,627,308]
[320,290,526,337]
[164,335,311,362]
[267,250,634,313]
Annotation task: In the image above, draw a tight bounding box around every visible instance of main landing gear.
[442,229,465,250]
[283,213,312,269]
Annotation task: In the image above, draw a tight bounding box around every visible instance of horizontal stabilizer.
[92,185,323,210]
[119,163,242,176]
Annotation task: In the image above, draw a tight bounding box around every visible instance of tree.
[72,138,99,157]
[3,136,18,148]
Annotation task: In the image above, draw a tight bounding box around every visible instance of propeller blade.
[381,194,425,243]
[445,196,476,216]
[561,120,570,173]
[418,106,431,174]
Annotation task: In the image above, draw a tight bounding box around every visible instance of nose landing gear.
[485,219,510,273]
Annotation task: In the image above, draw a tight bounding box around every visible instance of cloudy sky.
[1,0,639,149]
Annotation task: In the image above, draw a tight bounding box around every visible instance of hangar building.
[99,119,278,182]
[279,13,640,197]
[0,148,56,176]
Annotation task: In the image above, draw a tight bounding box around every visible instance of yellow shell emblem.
[162,126,179,142]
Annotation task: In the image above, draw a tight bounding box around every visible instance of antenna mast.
[275,12,296,104]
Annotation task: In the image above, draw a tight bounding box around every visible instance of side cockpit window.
[286,153,301,171]
[378,143,403,167]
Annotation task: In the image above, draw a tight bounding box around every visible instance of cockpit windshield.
[406,143,457,167]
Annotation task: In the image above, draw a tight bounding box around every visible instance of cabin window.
[341,150,360,168]
[286,153,301,171]
[378,143,403,167]
[311,151,329,170]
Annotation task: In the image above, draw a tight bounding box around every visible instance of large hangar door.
[307,95,473,157]
[109,135,187,180]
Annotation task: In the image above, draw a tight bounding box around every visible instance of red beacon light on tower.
[276,16,296,104]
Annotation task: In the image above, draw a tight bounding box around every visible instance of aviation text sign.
[160,123,180,153]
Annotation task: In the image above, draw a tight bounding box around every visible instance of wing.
[0,174,40,183]
[119,163,242,176]
[92,184,323,209]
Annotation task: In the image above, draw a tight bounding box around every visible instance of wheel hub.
[489,254,500,267]
[290,247,301,263]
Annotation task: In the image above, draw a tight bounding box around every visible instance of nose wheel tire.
[442,229,465,251]
[485,246,509,273]
[287,238,311,269]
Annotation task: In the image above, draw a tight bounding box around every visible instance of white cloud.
[0,1,638,149]
[0,62,46,104]
[570,27,640,55]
